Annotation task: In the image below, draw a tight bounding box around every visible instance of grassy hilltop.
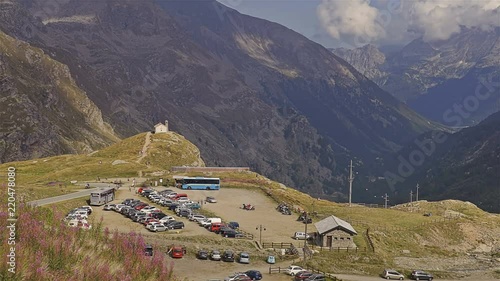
[0,131,204,201]
[1,131,499,280]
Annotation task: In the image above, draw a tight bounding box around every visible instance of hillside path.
[136,132,151,164]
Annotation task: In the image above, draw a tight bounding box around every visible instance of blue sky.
[219,0,342,48]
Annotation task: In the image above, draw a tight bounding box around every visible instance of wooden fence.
[365,228,375,252]
[261,242,296,249]
[235,231,253,240]
[308,245,369,253]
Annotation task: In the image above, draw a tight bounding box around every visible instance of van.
[208,218,222,225]
[293,232,310,240]
[210,222,223,232]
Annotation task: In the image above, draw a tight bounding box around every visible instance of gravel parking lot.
[93,185,312,281]
[80,182,500,281]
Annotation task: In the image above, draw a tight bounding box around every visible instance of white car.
[114,204,127,211]
[103,204,115,211]
[77,206,93,214]
[285,265,304,276]
[224,273,248,281]
[210,250,221,261]
[293,232,311,240]
[176,197,190,203]
[189,214,206,222]
[146,222,164,231]
[159,216,175,223]
[141,207,158,213]
[166,193,178,199]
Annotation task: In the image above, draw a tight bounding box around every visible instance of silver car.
[238,252,250,264]
[382,269,405,280]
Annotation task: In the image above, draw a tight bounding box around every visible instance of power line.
[383,193,389,209]
[348,160,354,207]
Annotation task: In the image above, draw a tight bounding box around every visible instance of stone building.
[154,120,169,134]
[313,215,357,248]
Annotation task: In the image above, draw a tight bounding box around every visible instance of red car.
[294,271,314,281]
[135,204,148,210]
[169,245,185,258]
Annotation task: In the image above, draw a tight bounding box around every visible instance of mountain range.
[333,28,500,126]
[379,110,500,213]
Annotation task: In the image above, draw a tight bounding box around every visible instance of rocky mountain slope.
[381,111,500,213]
[333,28,500,125]
[0,0,438,199]
[0,29,119,163]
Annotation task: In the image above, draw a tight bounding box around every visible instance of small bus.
[89,188,115,206]
[177,177,220,190]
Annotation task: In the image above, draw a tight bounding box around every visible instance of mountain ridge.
[332,28,500,125]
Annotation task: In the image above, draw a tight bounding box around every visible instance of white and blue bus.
[178,177,220,190]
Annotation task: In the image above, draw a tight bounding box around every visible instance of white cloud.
[317,0,500,45]
[317,0,386,42]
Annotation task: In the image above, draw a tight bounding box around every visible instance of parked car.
[165,221,184,230]
[79,206,93,214]
[382,269,405,280]
[217,226,233,235]
[151,212,166,220]
[206,196,217,203]
[304,274,325,281]
[294,271,314,281]
[293,232,311,240]
[285,265,305,276]
[238,252,250,264]
[222,229,243,238]
[169,245,185,258]
[159,216,175,223]
[228,221,240,229]
[177,197,190,204]
[266,255,275,264]
[185,202,201,209]
[103,204,115,211]
[159,199,174,207]
[224,273,249,281]
[245,270,262,280]
[189,214,206,222]
[146,222,166,232]
[210,250,221,261]
[410,270,433,280]
[197,249,209,260]
[222,250,235,262]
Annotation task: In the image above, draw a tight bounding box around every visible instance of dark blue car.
[245,270,262,280]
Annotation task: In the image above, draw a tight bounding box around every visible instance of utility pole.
[304,212,308,263]
[383,193,389,209]
[348,160,354,207]
[256,225,266,246]
[416,183,420,202]
[410,190,413,203]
